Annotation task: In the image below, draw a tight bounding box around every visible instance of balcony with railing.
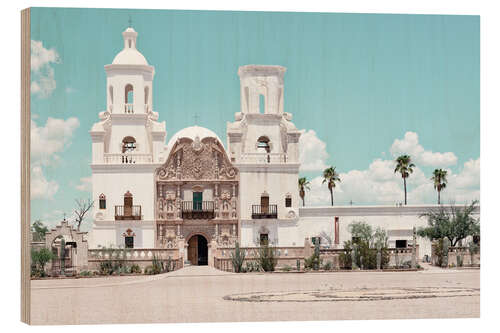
[181,201,215,220]
[124,103,134,114]
[115,205,142,220]
[123,104,150,114]
[252,204,278,219]
[103,153,153,164]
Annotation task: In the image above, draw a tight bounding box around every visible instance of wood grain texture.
[21,7,31,325]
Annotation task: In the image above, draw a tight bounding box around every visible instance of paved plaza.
[30,265,480,325]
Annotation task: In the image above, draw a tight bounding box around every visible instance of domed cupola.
[104,26,155,115]
[112,27,149,65]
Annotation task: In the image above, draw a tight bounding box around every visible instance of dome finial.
[128,15,132,28]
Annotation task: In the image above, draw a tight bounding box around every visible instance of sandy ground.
[30,265,480,325]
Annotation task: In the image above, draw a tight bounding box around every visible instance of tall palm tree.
[322,166,341,206]
[431,168,448,204]
[394,155,415,205]
[298,177,311,207]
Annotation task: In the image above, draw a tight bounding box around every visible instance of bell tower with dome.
[227,65,302,247]
[88,26,166,249]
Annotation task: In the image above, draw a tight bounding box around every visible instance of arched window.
[124,191,133,206]
[122,136,136,153]
[123,228,135,248]
[259,94,265,114]
[125,84,134,113]
[257,136,271,153]
[99,194,106,209]
[125,84,134,103]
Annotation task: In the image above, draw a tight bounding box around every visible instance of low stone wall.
[88,248,183,271]
[431,246,480,267]
[214,245,419,272]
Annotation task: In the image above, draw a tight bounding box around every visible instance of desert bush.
[339,241,353,269]
[322,261,333,271]
[258,243,277,272]
[79,270,93,277]
[432,239,445,267]
[130,264,141,274]
[97,247,131,275]
[230,242,246,273]
[281,265,292,272]
[31,247,55,278]
[305,242,321,270]
[144,265,154,275]
[244,260,260,272]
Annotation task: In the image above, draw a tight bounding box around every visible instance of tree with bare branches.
[73,198,94,231]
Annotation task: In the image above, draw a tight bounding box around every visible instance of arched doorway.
[187,234,208,266]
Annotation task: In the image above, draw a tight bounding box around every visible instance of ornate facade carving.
[155,135,240,249]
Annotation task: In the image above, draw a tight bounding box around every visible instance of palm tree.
[298,177,311,207]
[394,155,415,205]
[322,166,341,206]
[431,168,448,204]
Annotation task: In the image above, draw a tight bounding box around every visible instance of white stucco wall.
[296,205,480,259]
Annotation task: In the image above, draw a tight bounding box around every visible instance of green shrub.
[97,247,131,275]
[31,247,56,278]
[432,239,445,267]
[144,265,154,275]
[244,260,260,272]
[79,270,93,277]
[258,244,277,272]
[322,261,332,271]
[305,242,321,270]
[281,265,292,272]
[339,241,353,269]
[230,242,246,273]
[130,264,141,274]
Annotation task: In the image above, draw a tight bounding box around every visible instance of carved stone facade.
[155,135,239,249]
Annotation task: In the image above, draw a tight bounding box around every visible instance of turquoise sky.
[30,8,479,226]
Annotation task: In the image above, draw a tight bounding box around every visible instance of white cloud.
[30,117,80,201]
[299,129,329,172]
[31,40,60,98]
[301,131,479,206]
[31,117,80,166]
[390,131,457,167]
[31,165,58,200]
[65,87,76,94]
[76,177,92,192]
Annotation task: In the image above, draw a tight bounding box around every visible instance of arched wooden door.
[187,235,208,266]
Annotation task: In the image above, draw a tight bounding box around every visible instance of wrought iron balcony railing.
[115,205,142,220]
[251,204,278,219]
[181,201,215,220]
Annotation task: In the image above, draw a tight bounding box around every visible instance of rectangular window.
[99,198,106,209]
[285,197,292,207]
[193,192,203,211]
[260,234,269,246]
[312,237,321,246]
[125,236,134,249]
[395,240,407,248]
[473,235,480,244]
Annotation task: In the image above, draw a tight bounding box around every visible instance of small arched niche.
[122,136,136,153]
[257,136,271,153]
[125,84,134,103]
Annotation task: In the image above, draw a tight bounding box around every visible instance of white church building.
[87,27,478,264]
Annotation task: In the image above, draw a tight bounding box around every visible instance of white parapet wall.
[297,204,480,259]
